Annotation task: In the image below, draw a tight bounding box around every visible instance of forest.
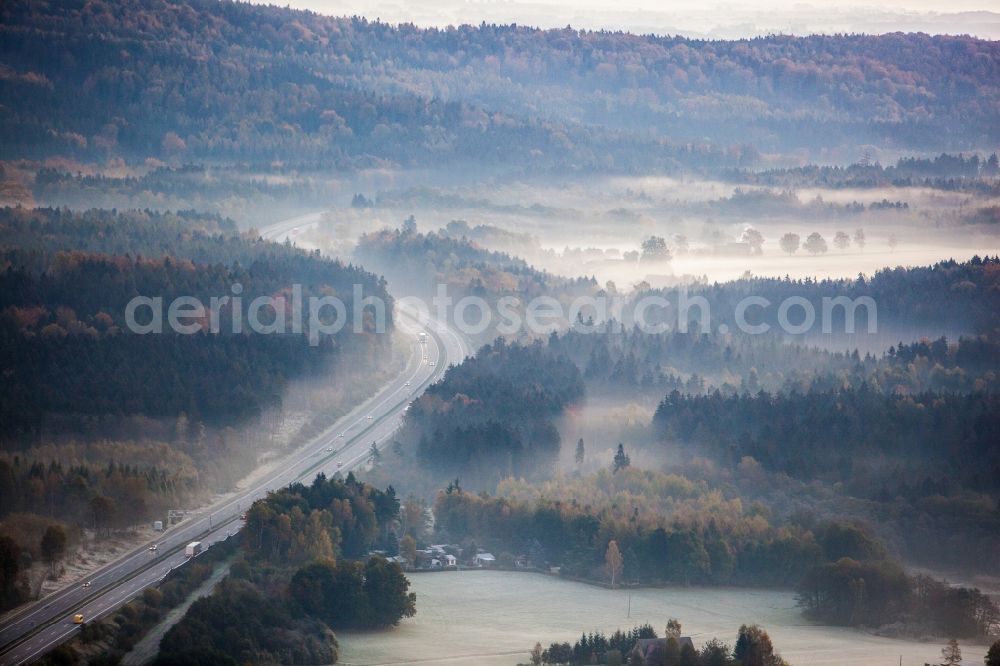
[0,205,395,612]
[432,470,998,638]
[0,0,998,661]
[155,473,415,665]
[355,224,595,301]
[727,153,1000,192]
[653,389,1000,492]
[0,206,392,438]
[403,338,584,484]
[1,0,998,169]
[627,256,1000,339]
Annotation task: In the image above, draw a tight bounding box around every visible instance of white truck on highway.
[185,541,203,558]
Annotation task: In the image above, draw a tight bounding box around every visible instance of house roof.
[633,637,695,657]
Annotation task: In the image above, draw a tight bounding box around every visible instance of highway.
[0,215,471,665]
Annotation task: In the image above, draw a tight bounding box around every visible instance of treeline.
[0,1,725,171]
[528,621,788,666]
[548,322,1000,398]
[0,207,386,296]
[728,152,1000,193]
[652,386,1000,572]
[403,338,584,485]
[633,257,1000,338]
[355,224,598,346]
[355,225,594,300]
[433,470,997,638]
[433,468,878,587]
[1,324,325,433]
[0,456,192,528]
[3,1,998,167]
[702,188,907,219]
[156,473,415,664]
[798,559,998,638]
[31,166,335,224]
[652,388,1000,494]
[0,206,393,436]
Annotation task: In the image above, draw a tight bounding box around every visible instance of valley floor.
[338,570,988,666]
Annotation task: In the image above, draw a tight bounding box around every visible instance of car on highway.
[73,614,84,624]
[337,462,343,468]
[326,446,333,452]
[405,381,411,386]
[148,544,157,552]
[429,361,436,366]
[339,432,345,437]
[81,581,91,588]
[367,415,373,420]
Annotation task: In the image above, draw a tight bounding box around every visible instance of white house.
[474,552,496,567]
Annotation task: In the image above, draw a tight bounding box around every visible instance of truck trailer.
[185,541,202,557]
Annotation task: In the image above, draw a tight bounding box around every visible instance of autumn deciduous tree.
[734,624,775,666]
[400,534,417,567]
[605,540,624,587]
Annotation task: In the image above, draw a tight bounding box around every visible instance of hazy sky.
[258,0,1000,38]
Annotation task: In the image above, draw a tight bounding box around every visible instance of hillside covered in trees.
[434,470,998,638]
[355,225,595,301]
[403,338,584,485]
[0,206,392,436]
[1,0,998,169]
[155,474,415,665]
[0,205,397,612]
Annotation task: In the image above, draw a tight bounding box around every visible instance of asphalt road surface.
[0,215,471,665]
